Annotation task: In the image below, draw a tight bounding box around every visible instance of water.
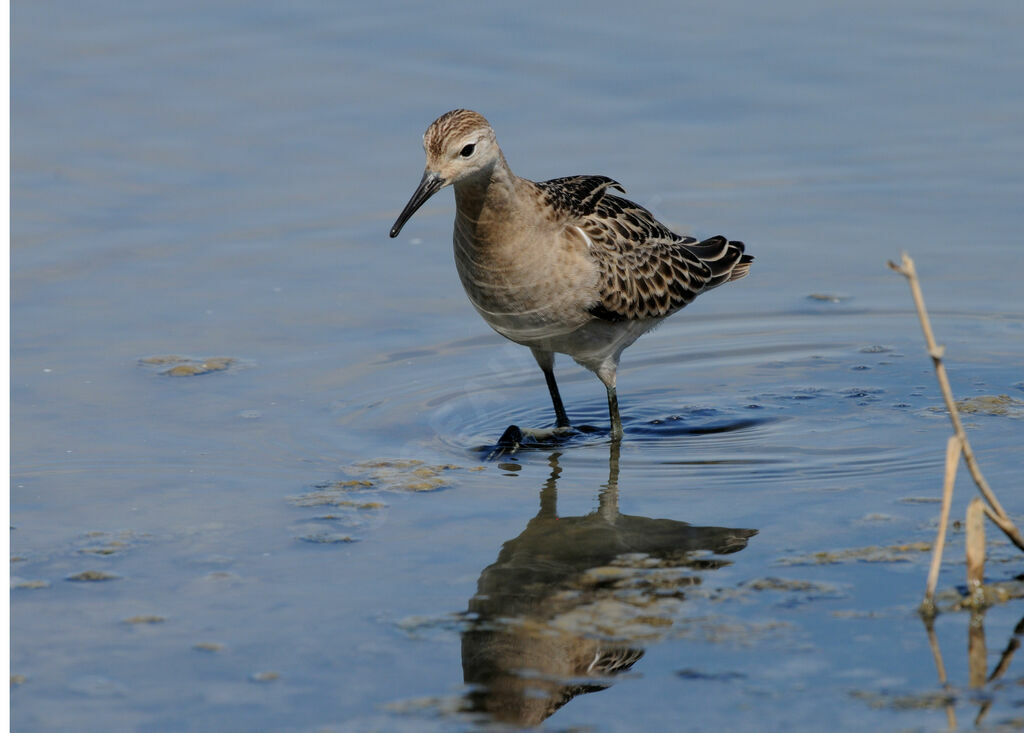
[11,1,1024,730]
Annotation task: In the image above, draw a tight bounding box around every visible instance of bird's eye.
[459,144,475,158]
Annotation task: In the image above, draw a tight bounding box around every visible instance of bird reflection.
[461,443,757,726]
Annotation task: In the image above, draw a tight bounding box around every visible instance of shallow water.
[11,1,1024,730]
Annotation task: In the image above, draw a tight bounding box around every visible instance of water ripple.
[334,309,1024,487]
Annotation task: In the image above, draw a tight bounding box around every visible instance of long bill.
[389,170,444,238]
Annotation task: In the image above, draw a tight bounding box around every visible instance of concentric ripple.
[333,309,1024,488]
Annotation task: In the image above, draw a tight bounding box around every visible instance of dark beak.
[389,170,444,238]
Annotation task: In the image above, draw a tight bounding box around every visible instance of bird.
[389,109,752,440]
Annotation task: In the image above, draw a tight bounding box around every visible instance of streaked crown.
[419,109,501,185]
[424,109,493,158]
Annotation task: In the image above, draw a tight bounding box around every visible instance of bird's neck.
[453,154,524,245]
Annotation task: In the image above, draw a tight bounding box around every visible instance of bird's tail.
[729,253,754,282]
[687,236,753,289]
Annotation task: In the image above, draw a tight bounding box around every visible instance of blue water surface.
[12,2,1024,730]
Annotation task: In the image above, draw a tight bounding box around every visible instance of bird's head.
[390,109,499,238]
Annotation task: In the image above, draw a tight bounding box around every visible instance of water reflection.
[923,610,1024,728]
[461,444,757,725]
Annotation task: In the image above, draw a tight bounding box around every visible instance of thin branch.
[982,503,1019,540]
[922,435,962,613]
[966,498,987,602]
[889,253,1024,552]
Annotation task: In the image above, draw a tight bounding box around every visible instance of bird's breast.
[452,223,598,345]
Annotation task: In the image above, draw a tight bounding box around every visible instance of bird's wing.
[536,176,750,322]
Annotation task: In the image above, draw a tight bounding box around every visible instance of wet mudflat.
[11,2,1024,730]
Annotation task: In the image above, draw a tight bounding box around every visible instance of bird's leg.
[606,384,623,441]
[531,349,570,428]
[597,363,623,440]
[542,367,571,428]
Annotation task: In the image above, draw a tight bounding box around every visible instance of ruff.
[390,109,752,439]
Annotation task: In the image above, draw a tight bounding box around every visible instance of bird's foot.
[519,425,576,441]
[496,424,525,449]
[485,424,578,459]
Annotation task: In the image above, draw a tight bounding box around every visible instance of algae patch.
[953,394,1024,418]
[292,459,484,502]
[850,689,955,711]
[297,532,356,544]
[67,570,121,582]
[742,577,843,595]
[696,576,845,606]
[806,293,850,303]
[11,579,50,590]
[933,578,1024,610]
[354,459,473,492]
[75,529,147,558]
[288,459,486,544]
[778,542,931,566]
[139,355,238,377]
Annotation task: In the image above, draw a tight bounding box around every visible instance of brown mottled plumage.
[536,175,750,321]
[390,109,753,439]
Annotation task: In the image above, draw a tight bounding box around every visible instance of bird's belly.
[550,318,658,373]
[459,275,590,346]
[456,249,657,372]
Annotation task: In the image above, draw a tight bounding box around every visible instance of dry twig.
[888,253,1024,554]
[966,498,987,603]
[922,435,961,611]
